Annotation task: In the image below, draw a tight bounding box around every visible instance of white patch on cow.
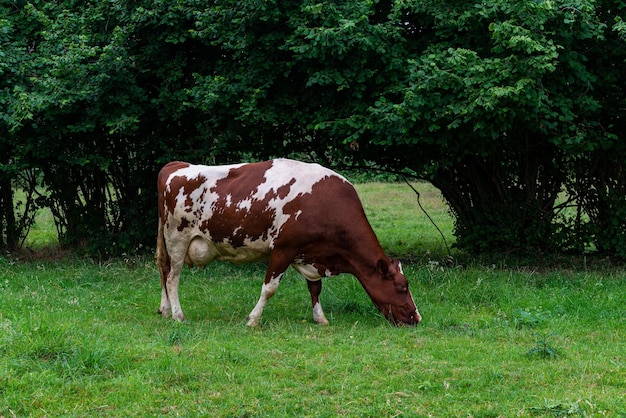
[165,268,184,322]
[292,263,321,280]
[159,287,171,317]
[237,198,252,211]
[294,210,302,220]
[242,159,350,243]
[394,260,420,322]
[247,273,283,326]
[325,269,332,277]
[166,163,245,222]
[225,194,233,207]
[312,302,329,325]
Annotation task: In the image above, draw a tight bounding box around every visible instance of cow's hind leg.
[164,259,185,322]
[156,220,172,317]
[247,254,291,326]
[158,286,171,317]
[157,262,172,317]
[292,263,329,325]
[307,279,329,325]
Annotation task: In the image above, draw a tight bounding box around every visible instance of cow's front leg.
[247,272,284,326]
[247,253,294,326]
[307,279,329,325]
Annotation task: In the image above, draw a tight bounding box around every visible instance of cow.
[155,159,421,326]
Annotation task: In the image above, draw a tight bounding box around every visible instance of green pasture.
[1,183,624,417]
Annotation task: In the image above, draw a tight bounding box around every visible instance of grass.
[2,182,625,417]
[356,182,455,261]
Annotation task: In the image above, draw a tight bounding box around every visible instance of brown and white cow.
[155,159,421,326]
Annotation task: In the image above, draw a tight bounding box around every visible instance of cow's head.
[370,259,421,326]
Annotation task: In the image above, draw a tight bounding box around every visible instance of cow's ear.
[391,259,403,274]
[377,259,389,276]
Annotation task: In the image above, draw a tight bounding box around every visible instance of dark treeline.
[1,1,625,258]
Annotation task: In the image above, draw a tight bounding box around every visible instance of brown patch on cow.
[278,175,383,275]
[177,217,191,232]
[276,178,296,199]
[214,161,274,203]
[168,174,207,215]
[198,161,278,246]
[157,162,208,219]
[158,162,190,223]
[207,198,277,247]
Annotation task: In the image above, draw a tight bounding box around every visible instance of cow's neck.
[346,235,388,284]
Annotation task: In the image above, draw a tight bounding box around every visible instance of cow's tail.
[155,216,170,297]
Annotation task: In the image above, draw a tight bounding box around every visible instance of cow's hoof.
[246,316,259,327]
[312,304,328,325]
[158,307,171,317]
[172,311,185,322]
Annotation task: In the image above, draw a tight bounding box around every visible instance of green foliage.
[362,0,626,255]
[529,400,584,416]
[1,0,210,253]
[1,0,625,257]
[513,307,550,329]
[526,332,561,360]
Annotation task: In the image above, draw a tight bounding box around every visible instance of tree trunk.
[431,142,564,254]
[0,177,18,251]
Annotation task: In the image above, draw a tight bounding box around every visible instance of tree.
[0,2,43,250]
[312,0,626,255]
[2,0,625,258]
[1,0,214,253]
[192,0,626,255]
[561,2,626,256]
